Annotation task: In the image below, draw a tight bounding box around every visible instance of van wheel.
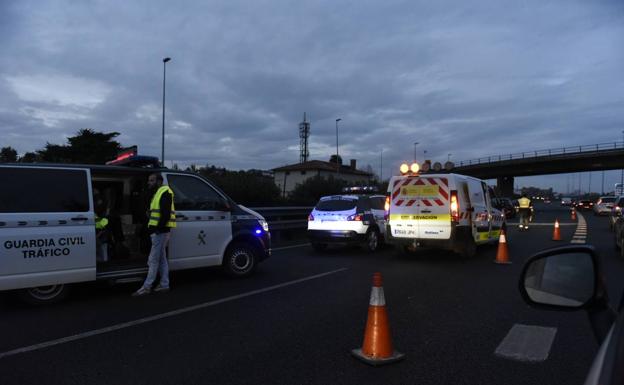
[459,238,477,258]
[223,242,257,277]
[18,284,69,305]
[311,242,327,252]
[365,229,380,252]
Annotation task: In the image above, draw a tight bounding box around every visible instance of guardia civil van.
[0,154,271,304]
[385,163,505,257]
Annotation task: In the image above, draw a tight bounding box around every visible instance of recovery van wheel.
[459,238,477,258]
[365,229,380,252]
[311,242,327,252]
[18,284,69,305]
[223,242,257,278]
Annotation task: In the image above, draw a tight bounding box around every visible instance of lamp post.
[413,142,419,163]
[447,153,451,162]
[161,57,171,167]
[335,118,341,174]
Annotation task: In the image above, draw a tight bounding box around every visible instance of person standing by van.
[518,194,532,230]
[133,173,176,296]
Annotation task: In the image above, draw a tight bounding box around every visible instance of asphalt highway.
[1,203,622,385]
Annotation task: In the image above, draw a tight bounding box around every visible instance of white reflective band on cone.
[369,287,386,306]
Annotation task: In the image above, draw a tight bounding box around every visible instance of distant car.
[492,197,516,219]
[560,197,573,206]
[543,198,551,204]
[307,194,386,252]
[609,196,624,230]
[575,200,593,210]
[593,196,616,216]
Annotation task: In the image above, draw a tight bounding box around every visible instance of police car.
[307,188,386,252]
[0,151,271,304]
[385,162,505,257]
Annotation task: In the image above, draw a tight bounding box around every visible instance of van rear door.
[389,176,451,239]
[0,166,96,290]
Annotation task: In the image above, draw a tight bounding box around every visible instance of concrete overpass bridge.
[451,141,624,196]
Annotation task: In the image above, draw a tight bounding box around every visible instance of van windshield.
[315,199,357,211]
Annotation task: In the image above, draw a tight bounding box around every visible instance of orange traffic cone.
[352,273,404,366]
[494,228,511,264]
[571,209,576,221]
[552,219,561,241]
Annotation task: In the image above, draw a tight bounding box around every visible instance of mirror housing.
[519,245,604,311]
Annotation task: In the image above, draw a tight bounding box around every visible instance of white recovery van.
[0,158,271,304]
[385,167,505,257]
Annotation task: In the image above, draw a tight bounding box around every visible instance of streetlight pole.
[335,118,341,174]
[161,57,171,167]
[621,130,624,187]
[413,142,419,163]
[447,153,451,162]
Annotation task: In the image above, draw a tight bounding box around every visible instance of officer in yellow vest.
[518,194,532,230]
[133,173,176,296]
[95,213,109,262]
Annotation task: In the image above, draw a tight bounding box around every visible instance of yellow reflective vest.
[518,197,531,209]
[148,186,177,228]
[95,216,108,230]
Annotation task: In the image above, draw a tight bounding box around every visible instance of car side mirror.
[519,245,600,310]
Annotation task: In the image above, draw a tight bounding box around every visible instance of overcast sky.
[1,0,623,193]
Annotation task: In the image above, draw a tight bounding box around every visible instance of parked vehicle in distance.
[575,200,594,210]
[613,216,624,259]
[307,193,386,252]
[385,168,505,258]
[492,197,516,219]
[561,197,573,206]
[519,245,622,385]
[593,196,616,216]
[609,196,624,230]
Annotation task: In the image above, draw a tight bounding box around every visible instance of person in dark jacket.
[133,173,176,296]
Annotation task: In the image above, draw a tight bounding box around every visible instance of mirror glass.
[524,252,595,307]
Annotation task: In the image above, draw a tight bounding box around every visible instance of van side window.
[166,174,226,211]
[0,167,89,213]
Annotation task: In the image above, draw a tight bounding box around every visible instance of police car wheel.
[223,243,257,277]
[18,284,69,305]
[365,229,379,252]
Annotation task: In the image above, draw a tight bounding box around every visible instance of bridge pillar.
[497,176,514,197]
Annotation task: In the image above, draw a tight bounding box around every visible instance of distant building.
[273,158,373,197]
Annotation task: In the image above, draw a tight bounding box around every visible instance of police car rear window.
[0,167,90,213]
[315,199,357,211]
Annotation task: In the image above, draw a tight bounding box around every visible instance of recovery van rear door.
[0,166,96,290]
[389,176,451,239]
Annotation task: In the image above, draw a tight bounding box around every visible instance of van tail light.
[347,214,363,221]
[308,214,314,221]
[450,190,459,222]
[384,195,390,220]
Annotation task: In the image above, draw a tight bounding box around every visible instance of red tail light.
[308,214,314,221]
[450,190,459,222]
[347,214,363,221]
[384,195,390,220]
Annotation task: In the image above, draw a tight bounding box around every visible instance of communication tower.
[299,112,310,163]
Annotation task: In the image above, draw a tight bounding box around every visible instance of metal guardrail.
[249,206,312,231]
[456,141,624,167]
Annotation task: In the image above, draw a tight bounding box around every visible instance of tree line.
[1,129,381,206]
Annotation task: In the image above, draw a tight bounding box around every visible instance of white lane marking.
[0,268,348,360]
[273,243,310,251]
[570,213,587,244]
[495,324,557,362]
